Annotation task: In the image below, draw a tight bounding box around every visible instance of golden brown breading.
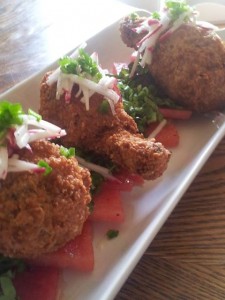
[39,73,171,180]
[150,24,225,112]
[100,130,169,179]
[0,140,91,258]
[120,16,225,112]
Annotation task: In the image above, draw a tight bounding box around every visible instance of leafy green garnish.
[114,67,160,132]
[120,83,163,132]
[59,56,78,74]
[130,12,139,22]
[151,11,161,20]
[0,256,25,277]
[114,62,181,132]
[87,171,105,214]
[98,100,110,114]
[90,171,104,195]
[38,160,52,175]
[165,0,191,21]
[28,108,42,122]
[0,255,25,300]
[59,49,102,82]
[60,146,75,158]
[0,101,24,133]
[0,272,16,300]
[106,229,119,239]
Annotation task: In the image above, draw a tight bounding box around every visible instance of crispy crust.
[39,74,171,180]
[0,140,91,258]
[119,16,225,112]
[150,24,225,112]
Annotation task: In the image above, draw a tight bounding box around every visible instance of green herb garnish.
[106,229,119,239]
[151,11,161,20]
[90,171,104,195]
[38,160,52,175]
[0,101,24,133]
[59,49,102,82]
[114,63,181,132]
[0,255,25,300]
[88,199,94,214]
[59,56,77,74]
[0,256,25,277]
[28,108,42,122]
[87,169,107,213]
[130,12,139,22]
[99,100,110,114]
[60,146,75,158]
[165,0,191,21]
[121,83,163,132]
[0,272,17,300]
[115,65,162,132]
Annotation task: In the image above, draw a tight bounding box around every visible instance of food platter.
[1,11,225,300]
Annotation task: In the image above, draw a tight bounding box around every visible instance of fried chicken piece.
[0,140,91,258]
[150,24,225,112]
[39,73,171,180]
[120,17,225,112]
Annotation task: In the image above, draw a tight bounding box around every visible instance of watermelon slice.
[145,121,180,148]
[30,222,94,272]
[13,266,60,300]
[89,182,125,223]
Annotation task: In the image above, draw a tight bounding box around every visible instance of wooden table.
[1,1,225,299]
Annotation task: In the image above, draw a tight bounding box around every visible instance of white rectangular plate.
[190,2,225,24]
[1,15,225,300]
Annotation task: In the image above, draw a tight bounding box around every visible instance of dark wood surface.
[1,1,225,299]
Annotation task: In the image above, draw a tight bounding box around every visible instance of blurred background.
[121,0,225,23]
[0,0,225,94]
